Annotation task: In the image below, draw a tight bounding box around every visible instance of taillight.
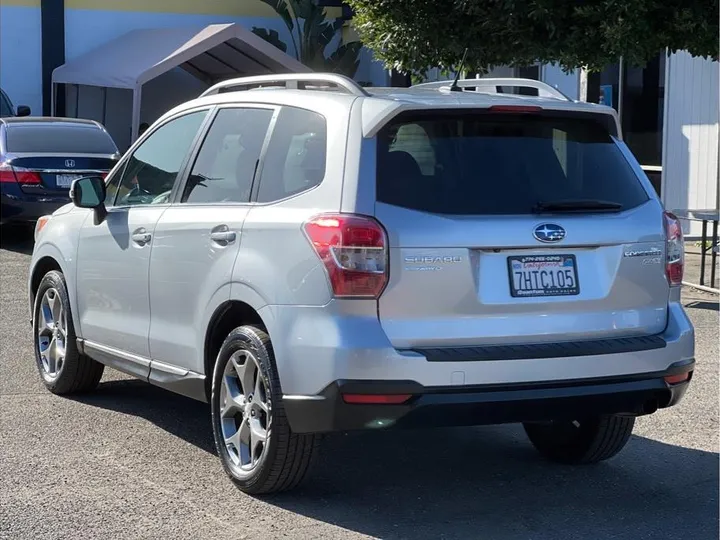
[664,211,684,286]
[0,162,15,183]
[488,105,543,113]
[13,167,42,184]
[303,213,388,298]
[0,163,41,184]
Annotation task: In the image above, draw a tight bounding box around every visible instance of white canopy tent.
[52,23,310,143]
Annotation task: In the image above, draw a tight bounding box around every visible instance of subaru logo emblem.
[533,223,566,243]
[65,159,75,168]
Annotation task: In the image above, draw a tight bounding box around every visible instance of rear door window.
[377,112,648,215]
[181,107,273,204]
[5,124,118,154]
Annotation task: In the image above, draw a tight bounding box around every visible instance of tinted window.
[114,111,207,207]
[6,124,118,153]
[0,91,13,117]
[377,112,648,215]
[182,107,273,204]
[256,107,326,203]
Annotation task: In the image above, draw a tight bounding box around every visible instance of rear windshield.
[376,111,648,215]
[6,124,118,154]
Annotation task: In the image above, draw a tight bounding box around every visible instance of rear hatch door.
[374,109,668,349]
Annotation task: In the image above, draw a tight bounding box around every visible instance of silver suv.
[29,74,695,494]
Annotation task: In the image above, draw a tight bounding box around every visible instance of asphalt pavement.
[1,225,718,540]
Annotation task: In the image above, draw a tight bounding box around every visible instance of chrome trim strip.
[83,340,151,367]
[150,360,189,376]
[283,394,326,401]
[28,169,109,174]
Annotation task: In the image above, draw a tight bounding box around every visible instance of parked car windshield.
[6,123,118,154]
[376,111,649,215]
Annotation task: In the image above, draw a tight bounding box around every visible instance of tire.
[210,325,321,495]
[33,270,104,394]
[523,415,635,464]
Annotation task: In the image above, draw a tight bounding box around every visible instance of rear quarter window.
[376,111,648,215]
[6,124,118,154]
[256,107,327,203]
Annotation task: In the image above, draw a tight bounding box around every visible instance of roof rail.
[200,73,370,98]
[412,78,571,101]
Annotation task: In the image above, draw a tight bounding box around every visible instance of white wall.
[662,52,719,236]
[0,6,42,115]
[541,64,579,100]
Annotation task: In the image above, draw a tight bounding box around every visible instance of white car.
[29,74,694,494]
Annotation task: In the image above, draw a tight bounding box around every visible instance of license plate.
[56,174,80,188]
[508,254,580,298]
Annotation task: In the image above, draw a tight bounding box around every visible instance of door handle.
[131,229,152,245]
[210,226,236,245]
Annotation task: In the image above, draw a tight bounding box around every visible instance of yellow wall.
[0,0,40,7]
[0,0,342,18]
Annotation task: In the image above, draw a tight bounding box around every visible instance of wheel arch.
[28,243,76,330]
[203,299,267,401]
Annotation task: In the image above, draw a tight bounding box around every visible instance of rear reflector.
[488,105,543,113]
[342,394,412,405]
[664,372,690,385]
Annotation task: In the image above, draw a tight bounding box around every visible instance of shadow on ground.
[74,379,719,540]
[0,224,34,255]
[685,299,719,312]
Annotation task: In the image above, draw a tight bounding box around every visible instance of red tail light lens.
[664,211,684,286]
[0,162,16,183]
[14,167,42,184]
[488,105,543,113]
[303,213,388,298]
[0,163,41,184]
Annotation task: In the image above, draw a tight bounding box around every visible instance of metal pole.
[711,220,718,288]
[700,220,708,286]
[618,56,624,125]
[101,87,107,126]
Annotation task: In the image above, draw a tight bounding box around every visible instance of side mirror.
[16,105,31,117]
[70,176,107,224]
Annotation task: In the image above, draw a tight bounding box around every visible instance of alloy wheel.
[37,288,67,379]
[219,349,271,476]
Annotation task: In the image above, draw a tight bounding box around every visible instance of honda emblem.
[65,159,75,168]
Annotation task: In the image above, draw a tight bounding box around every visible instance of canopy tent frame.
[51,23,310,142]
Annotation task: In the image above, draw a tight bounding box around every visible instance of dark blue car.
[0,117,119,225]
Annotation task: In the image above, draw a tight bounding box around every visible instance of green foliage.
[347,0,719,76]
[252,0,362,77]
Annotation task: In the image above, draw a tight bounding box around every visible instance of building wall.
[662,52,719,236]
[541,64,579,101]
[0,0,42,115]
[0,0,387,121]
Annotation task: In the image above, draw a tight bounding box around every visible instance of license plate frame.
[507,254,580,298]
[56,174,80,188]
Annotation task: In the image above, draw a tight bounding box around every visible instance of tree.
[347,0,719,76]
[252,0,363,77]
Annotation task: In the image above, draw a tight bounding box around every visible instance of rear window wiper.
[532,199,623,213]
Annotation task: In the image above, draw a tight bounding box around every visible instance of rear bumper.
[0,186,69,224]
[284,359,694,433]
